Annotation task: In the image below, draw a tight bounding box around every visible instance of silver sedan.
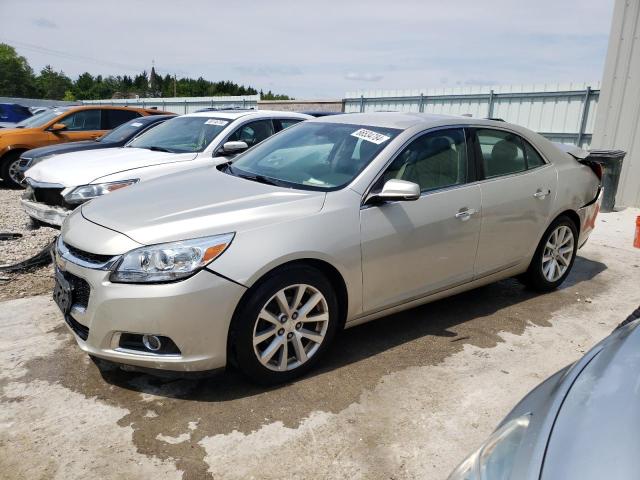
[54,113,602,384]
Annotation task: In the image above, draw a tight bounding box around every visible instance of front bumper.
[21,198,71,227]
[54,247,247,372]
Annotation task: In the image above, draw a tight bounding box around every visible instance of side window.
[228,120,275,147]
[524,142,545,169]
[59,110,101,131]
[275,118,303,131]
[381,128,468,192]
[104,109,141,129]
[476,129,526,178]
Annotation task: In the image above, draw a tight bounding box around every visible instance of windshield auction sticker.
[351,128,390,145]
[205,119,229,126]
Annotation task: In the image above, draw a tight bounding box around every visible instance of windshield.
[128,116,229,153]
[15,108,69,128]
[227,122,401,190]
[100,118,162,144]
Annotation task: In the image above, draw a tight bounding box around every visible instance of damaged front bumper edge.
[21,199,71,227]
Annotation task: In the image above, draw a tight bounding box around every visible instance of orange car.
[0,105,171,187]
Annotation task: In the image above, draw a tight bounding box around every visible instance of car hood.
[541,321,640,479]
[0,127,41,142]
[24,147,198,187]
[24,140,100,159]
[80,167,326,245]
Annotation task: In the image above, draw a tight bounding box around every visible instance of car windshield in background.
[100,118,157,144]
[128,116,229,153]
[228,122,401,190]
[15,108,69,128]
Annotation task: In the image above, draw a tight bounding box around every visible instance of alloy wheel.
[542,225,574,282]
[7,158,22,186]
[252,284,329,372]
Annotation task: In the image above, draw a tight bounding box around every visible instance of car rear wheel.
[0,151,25,188]
[231,265,338,385]
[521,215,578,292]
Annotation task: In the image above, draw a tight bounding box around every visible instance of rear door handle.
[455,208,477,221]
[533,189,551,199]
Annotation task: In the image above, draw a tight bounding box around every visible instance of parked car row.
[42,111,603,386]
[0,104,171,186]
[20,109,310,225]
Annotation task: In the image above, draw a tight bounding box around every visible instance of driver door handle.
[455,208,477,221]
[533,189,551,199]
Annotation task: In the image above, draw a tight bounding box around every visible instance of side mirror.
[367,179,421,204]
[48,123,67,132]
[221,141,248,155]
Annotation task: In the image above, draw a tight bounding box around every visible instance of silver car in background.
[449,306,640,480]
[53,113,602,384]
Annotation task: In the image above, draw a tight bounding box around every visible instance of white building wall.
[592,0,640,208]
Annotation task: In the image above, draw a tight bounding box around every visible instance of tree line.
[0,43,291,101]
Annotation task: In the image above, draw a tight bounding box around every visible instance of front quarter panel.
[209,188,364,318]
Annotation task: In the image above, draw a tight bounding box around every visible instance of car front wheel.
[0,151,25,188]
[231,265,339,385]
[521,215,578,292]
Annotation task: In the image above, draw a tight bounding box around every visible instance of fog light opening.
[142,334,162,351]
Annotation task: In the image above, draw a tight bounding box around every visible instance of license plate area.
[53,269,73,314]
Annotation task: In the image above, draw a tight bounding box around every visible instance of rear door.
[360,127,482,312]
[103,109,142,130]
[472,128,557,276]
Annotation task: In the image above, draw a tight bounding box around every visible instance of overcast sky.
[0,0,614,98]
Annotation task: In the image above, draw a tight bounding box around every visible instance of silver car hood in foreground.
[498,318,640,480]
[540,320,640,479]
[80,166,326,245]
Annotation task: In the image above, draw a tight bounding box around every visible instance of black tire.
[521,215,578,292]
[0,151,24,188]
[230,265,339,385]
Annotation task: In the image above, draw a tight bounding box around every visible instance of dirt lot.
[0,189,57,301]
[1,206,639,480]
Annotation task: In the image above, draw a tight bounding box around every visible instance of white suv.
[22,110,311,226]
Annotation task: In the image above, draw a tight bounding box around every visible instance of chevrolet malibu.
[54,113,602,384]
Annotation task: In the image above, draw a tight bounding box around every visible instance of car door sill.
[347,262,526,328]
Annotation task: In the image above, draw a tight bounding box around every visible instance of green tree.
[36,65,73,99]
[0,43,38,97]
[73,72,95,99]
[63,90,76,101]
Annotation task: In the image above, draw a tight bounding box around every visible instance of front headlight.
[63,179,138,204]
[448,414,531,480]
[109,233,234,283]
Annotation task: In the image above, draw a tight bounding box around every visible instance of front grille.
[33,187,67,208]
[64,242,115,265]
[67,272,91,309]
[64,313,89,340]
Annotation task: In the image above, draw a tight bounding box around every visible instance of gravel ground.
[0,188,58,301]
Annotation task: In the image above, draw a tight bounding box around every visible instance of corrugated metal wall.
[344,83,600,149]
[82,95,259,114]
[592,0,640,208]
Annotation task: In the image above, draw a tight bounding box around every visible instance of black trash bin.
[586,149,626,213]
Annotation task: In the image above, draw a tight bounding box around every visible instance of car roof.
[183,110,311,120]
[67,105,170,115]
[132,114,176,123]
[306,112,513,131]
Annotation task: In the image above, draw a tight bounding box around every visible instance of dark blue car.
[0,103,32,127]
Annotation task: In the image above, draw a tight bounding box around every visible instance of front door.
[54,109,106,143]
[360,128,482,313]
